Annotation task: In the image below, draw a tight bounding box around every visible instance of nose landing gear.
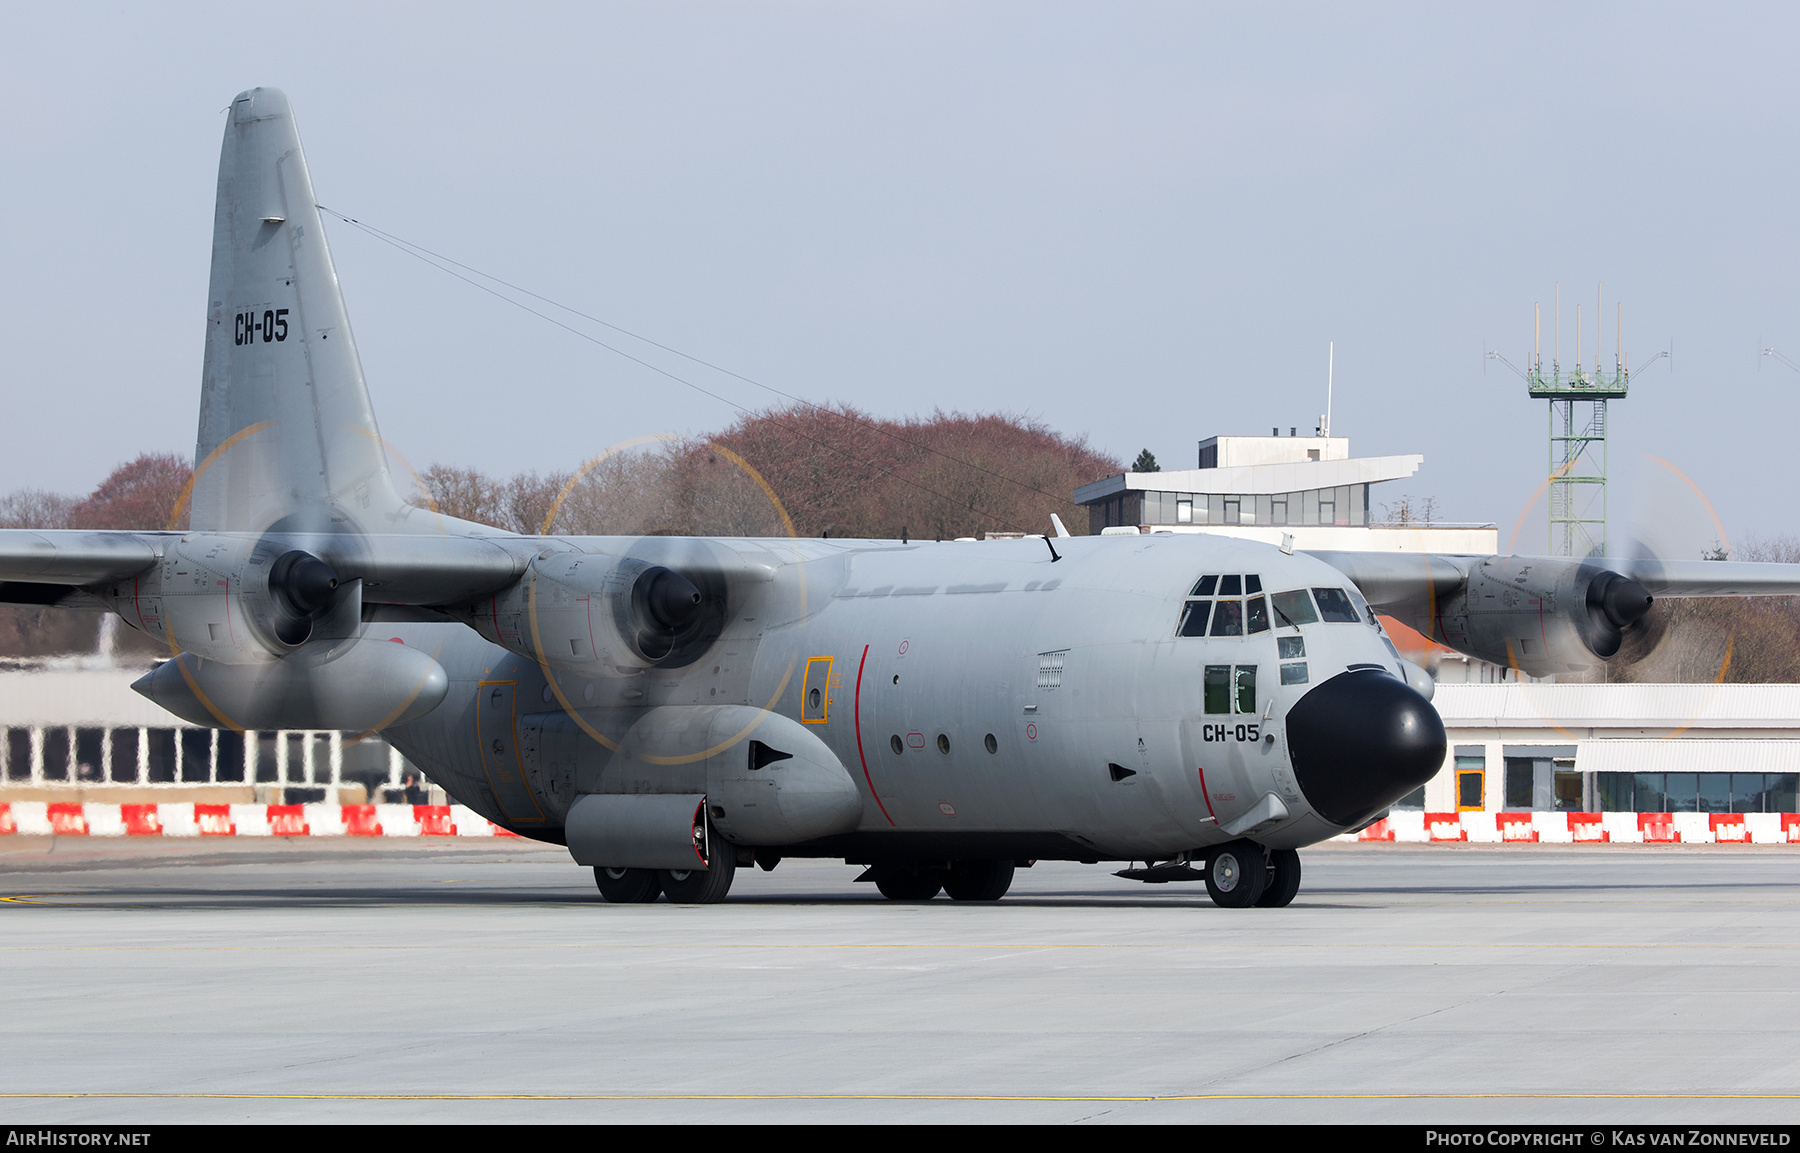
[1255,848,1301,908]
[1203,842,1302,909]
[1204,841,1267,907]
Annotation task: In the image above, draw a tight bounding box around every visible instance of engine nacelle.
[99,534,359,663]
[1430,557,1653,677]
[459,547,735,674]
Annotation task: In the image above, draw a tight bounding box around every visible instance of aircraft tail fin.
[191,87,413,534]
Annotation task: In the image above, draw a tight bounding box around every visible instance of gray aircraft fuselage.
[374,530,1435,861]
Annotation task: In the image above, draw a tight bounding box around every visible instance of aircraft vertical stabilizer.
[192,87,410,535]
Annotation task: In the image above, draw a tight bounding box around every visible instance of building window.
[5,729,31,780]
[1455,750,1485,811]
[1177,497,1192,524]
[146,730,177,782]
[180,730,213,782]
[74,728,104,782]
[1597,772,1800,813]
[42,727,69,782]
[1504,758,1535,809]
[110,728,140,783]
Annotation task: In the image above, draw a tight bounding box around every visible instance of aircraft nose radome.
[1284,669,1446,830]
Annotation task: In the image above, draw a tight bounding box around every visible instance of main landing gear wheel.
[1254,849,1302,908]
[943,860,1015,902]
[1205,840,1268,909]
[594,867,662,903]
[875,870,943,901]
[659,853,737,904]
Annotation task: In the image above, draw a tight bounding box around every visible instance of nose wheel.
[1254,848,1302,908]
[1204,841,1267,907]
[1204,843,1303,908]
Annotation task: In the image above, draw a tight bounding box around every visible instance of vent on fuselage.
[1036,650,1067,690]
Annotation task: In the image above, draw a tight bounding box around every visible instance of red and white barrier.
[1336,810,1800,844]
[0,802,518,839]
[3,800,1794,845]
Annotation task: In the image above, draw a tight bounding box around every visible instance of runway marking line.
[2,938,1799,952]
[2,1092,1798,1103]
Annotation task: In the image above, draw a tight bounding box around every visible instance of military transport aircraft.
[7,89,1800,908]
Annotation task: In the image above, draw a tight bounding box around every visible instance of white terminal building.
[1074,432,1497,555]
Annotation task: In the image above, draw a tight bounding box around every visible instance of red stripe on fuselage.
[853,643,895,826]
[1196,764,1218,821]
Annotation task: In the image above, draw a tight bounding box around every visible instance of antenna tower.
[1527,284,1628,557]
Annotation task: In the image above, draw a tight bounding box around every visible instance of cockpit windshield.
[1269,590,1318,627]
[1312,587,1361,623]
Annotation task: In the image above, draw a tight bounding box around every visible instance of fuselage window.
[1277,635,1305,659]
[1210,599,1244,636]
[1245,574,1262,594]
[1218,574,1242,597]
[1313,587,1361,623]
[1271,590,1319,626]
[1177,600,1212,637]
[1190,575,1218,597]
[1234,665,1257,714]
[1245,595,1270,634]
[1280,662,1309,686]
[1203,665,1231,714]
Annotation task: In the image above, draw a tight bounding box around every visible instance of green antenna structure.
[1492,287,1667,557]
[1526,285,1628,557]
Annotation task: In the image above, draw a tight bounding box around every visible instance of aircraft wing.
[0,530,165,605]
[0,528,529,608]
[1607,557,1800,599]
[1302,550,1477,612]
[1308,549,1800,611]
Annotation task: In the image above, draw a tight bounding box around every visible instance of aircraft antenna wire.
[316,206,1095,525]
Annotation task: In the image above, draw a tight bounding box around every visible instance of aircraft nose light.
[1284,669,1445,829]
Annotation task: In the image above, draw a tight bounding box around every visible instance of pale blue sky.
[3,3,1797,555]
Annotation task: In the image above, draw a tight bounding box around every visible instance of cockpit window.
[1234,666,1257,714]
[1176,575,1267,639]
[1313,587,1361,623]
[1270,590,1318,626]
[1204,665,1231,713]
